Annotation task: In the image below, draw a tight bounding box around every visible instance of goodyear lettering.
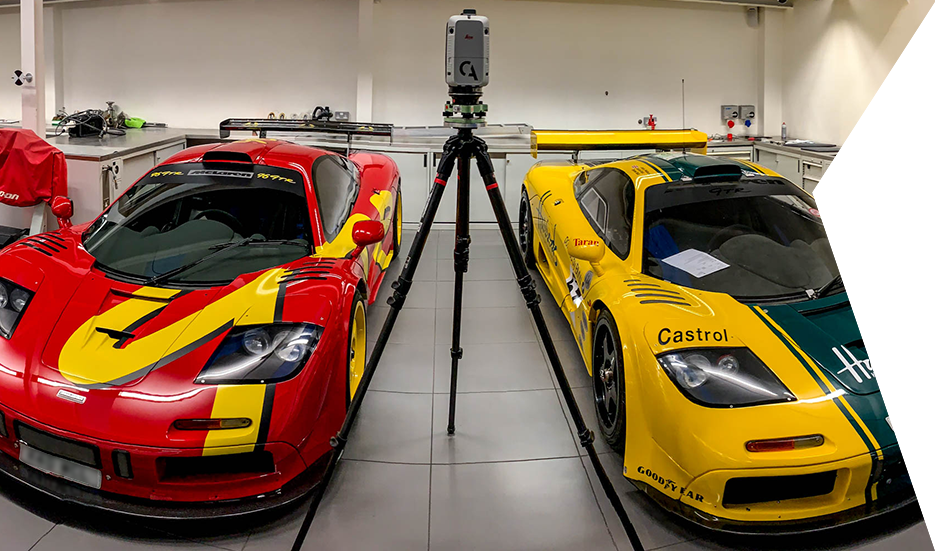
[255,173,296,184]
[149,171,183,178]
[637,466,704,503]
[658,327,727,346]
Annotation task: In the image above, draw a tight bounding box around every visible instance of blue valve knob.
[745,119,752,128]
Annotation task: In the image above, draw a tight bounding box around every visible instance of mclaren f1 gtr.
[518,130,913,532]
[0,123,401,517]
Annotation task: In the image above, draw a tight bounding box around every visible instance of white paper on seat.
[660,249,729,278]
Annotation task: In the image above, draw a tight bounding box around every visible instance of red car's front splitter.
[0,404,327,519]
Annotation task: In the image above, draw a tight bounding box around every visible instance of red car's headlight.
[0,278,33,339]
[196,323,322,385]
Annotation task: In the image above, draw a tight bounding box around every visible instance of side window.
[578,168,635,259]
[312,155,360,242]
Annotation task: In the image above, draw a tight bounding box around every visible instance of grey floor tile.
[373,279,437,309]
[0,494,55,551]
[300,461,429,551]
[30,524,221,551]
[242,503,308,551]
[433,342,554,393]
[436,307,537,344]
[432,390,577,464]
[535,298,577,342]
[368,341,435,394]
[585,452,697,551]
[543,335,592,389]
[435,256,518,281]
[435,279,526,309]
[344,390,433,464]
[851,521,933,551]
[567,385,611,455]
[367,307,435,345]
[430,458,617,551]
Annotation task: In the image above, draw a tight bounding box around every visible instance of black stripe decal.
[114,306,166,348]
[750,307,880,503]
[640,300,691,306]
[274,282,287,323]
[255,384,276,448]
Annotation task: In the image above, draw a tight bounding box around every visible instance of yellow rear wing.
[530,129,708,158]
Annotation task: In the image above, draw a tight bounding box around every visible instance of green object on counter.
[124,117,146,128]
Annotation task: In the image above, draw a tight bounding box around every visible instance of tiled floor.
[1,227,932,551]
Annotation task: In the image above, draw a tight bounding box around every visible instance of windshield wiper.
[146,237,257,286]
[813,274,844,299]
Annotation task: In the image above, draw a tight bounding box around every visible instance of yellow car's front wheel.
[593,309,626,454]
[347,292,367,404]
[519,189,536,269]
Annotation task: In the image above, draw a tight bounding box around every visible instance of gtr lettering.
[637,466,704,503]
[658,327,728,345]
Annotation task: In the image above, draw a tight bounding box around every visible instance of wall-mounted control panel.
[721,105,740,121]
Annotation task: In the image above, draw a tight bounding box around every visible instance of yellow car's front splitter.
[629,445,916,534]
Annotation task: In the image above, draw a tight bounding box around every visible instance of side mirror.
[50,196,74,229]
[349,219,385,258]
[567,238,606,277]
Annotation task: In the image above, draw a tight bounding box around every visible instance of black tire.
[592,309,626,454]
[391,185,402,264]
[346,291,367,407]
[519,189,536,270]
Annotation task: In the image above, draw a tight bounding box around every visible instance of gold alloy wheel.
[349,301,367,400]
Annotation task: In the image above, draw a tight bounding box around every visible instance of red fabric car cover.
[0,129,68,208]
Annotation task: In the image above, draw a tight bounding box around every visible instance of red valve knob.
[727,120,735,129]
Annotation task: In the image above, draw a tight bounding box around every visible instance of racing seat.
[0,128,73,247]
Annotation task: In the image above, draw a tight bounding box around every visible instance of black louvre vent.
[160,451,275,481]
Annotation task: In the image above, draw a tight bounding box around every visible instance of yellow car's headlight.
[656,348,795,408]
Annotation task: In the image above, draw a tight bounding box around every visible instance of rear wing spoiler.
[219,118,393,140]
[530,129,708,158]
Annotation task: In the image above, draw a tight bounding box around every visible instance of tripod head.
[444,9,489,129]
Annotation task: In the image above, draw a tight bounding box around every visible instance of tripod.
[291,127,645,551]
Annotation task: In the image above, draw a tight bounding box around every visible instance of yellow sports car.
[519,130,913,532]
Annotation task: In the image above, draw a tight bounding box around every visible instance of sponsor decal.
[566,274,583,308]
[0,191,20,201]
[637,466,704,503]
[56,389,86,405]
[833,346,873,385]
[583,270,594,292]
[808,207,821,218]
[188,169,253,179]
[658,327,728,345]
[256,173,296,184]
[149,171,183,178]
[572,238,600,247]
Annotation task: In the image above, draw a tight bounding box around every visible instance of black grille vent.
[20,233,67,256]
[625,280,691,306]
[160,451,275,481]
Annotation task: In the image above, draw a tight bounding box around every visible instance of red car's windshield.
[82,163,312,286]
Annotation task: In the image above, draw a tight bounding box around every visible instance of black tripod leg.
[447,133,472,435]
[290,134,462,551]
[471,138,646,551]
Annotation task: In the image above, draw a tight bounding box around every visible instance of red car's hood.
[41,267,288,389]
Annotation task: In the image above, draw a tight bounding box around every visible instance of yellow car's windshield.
[642,178,840,302]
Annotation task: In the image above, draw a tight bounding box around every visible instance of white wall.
[372,0,761,131]
[782,0,935,146]
[0,11,21,121]
[55,0,360,129]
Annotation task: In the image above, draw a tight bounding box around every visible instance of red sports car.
[0,133,401,517]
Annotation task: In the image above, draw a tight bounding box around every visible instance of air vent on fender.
[278,259,338,284]
[624,279,691,306]
[19,233,67,257]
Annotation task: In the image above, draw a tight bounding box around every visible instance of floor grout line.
[427,303,436,551]
[26,524,56,551]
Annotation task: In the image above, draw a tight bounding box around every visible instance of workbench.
[0,126,834,228]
